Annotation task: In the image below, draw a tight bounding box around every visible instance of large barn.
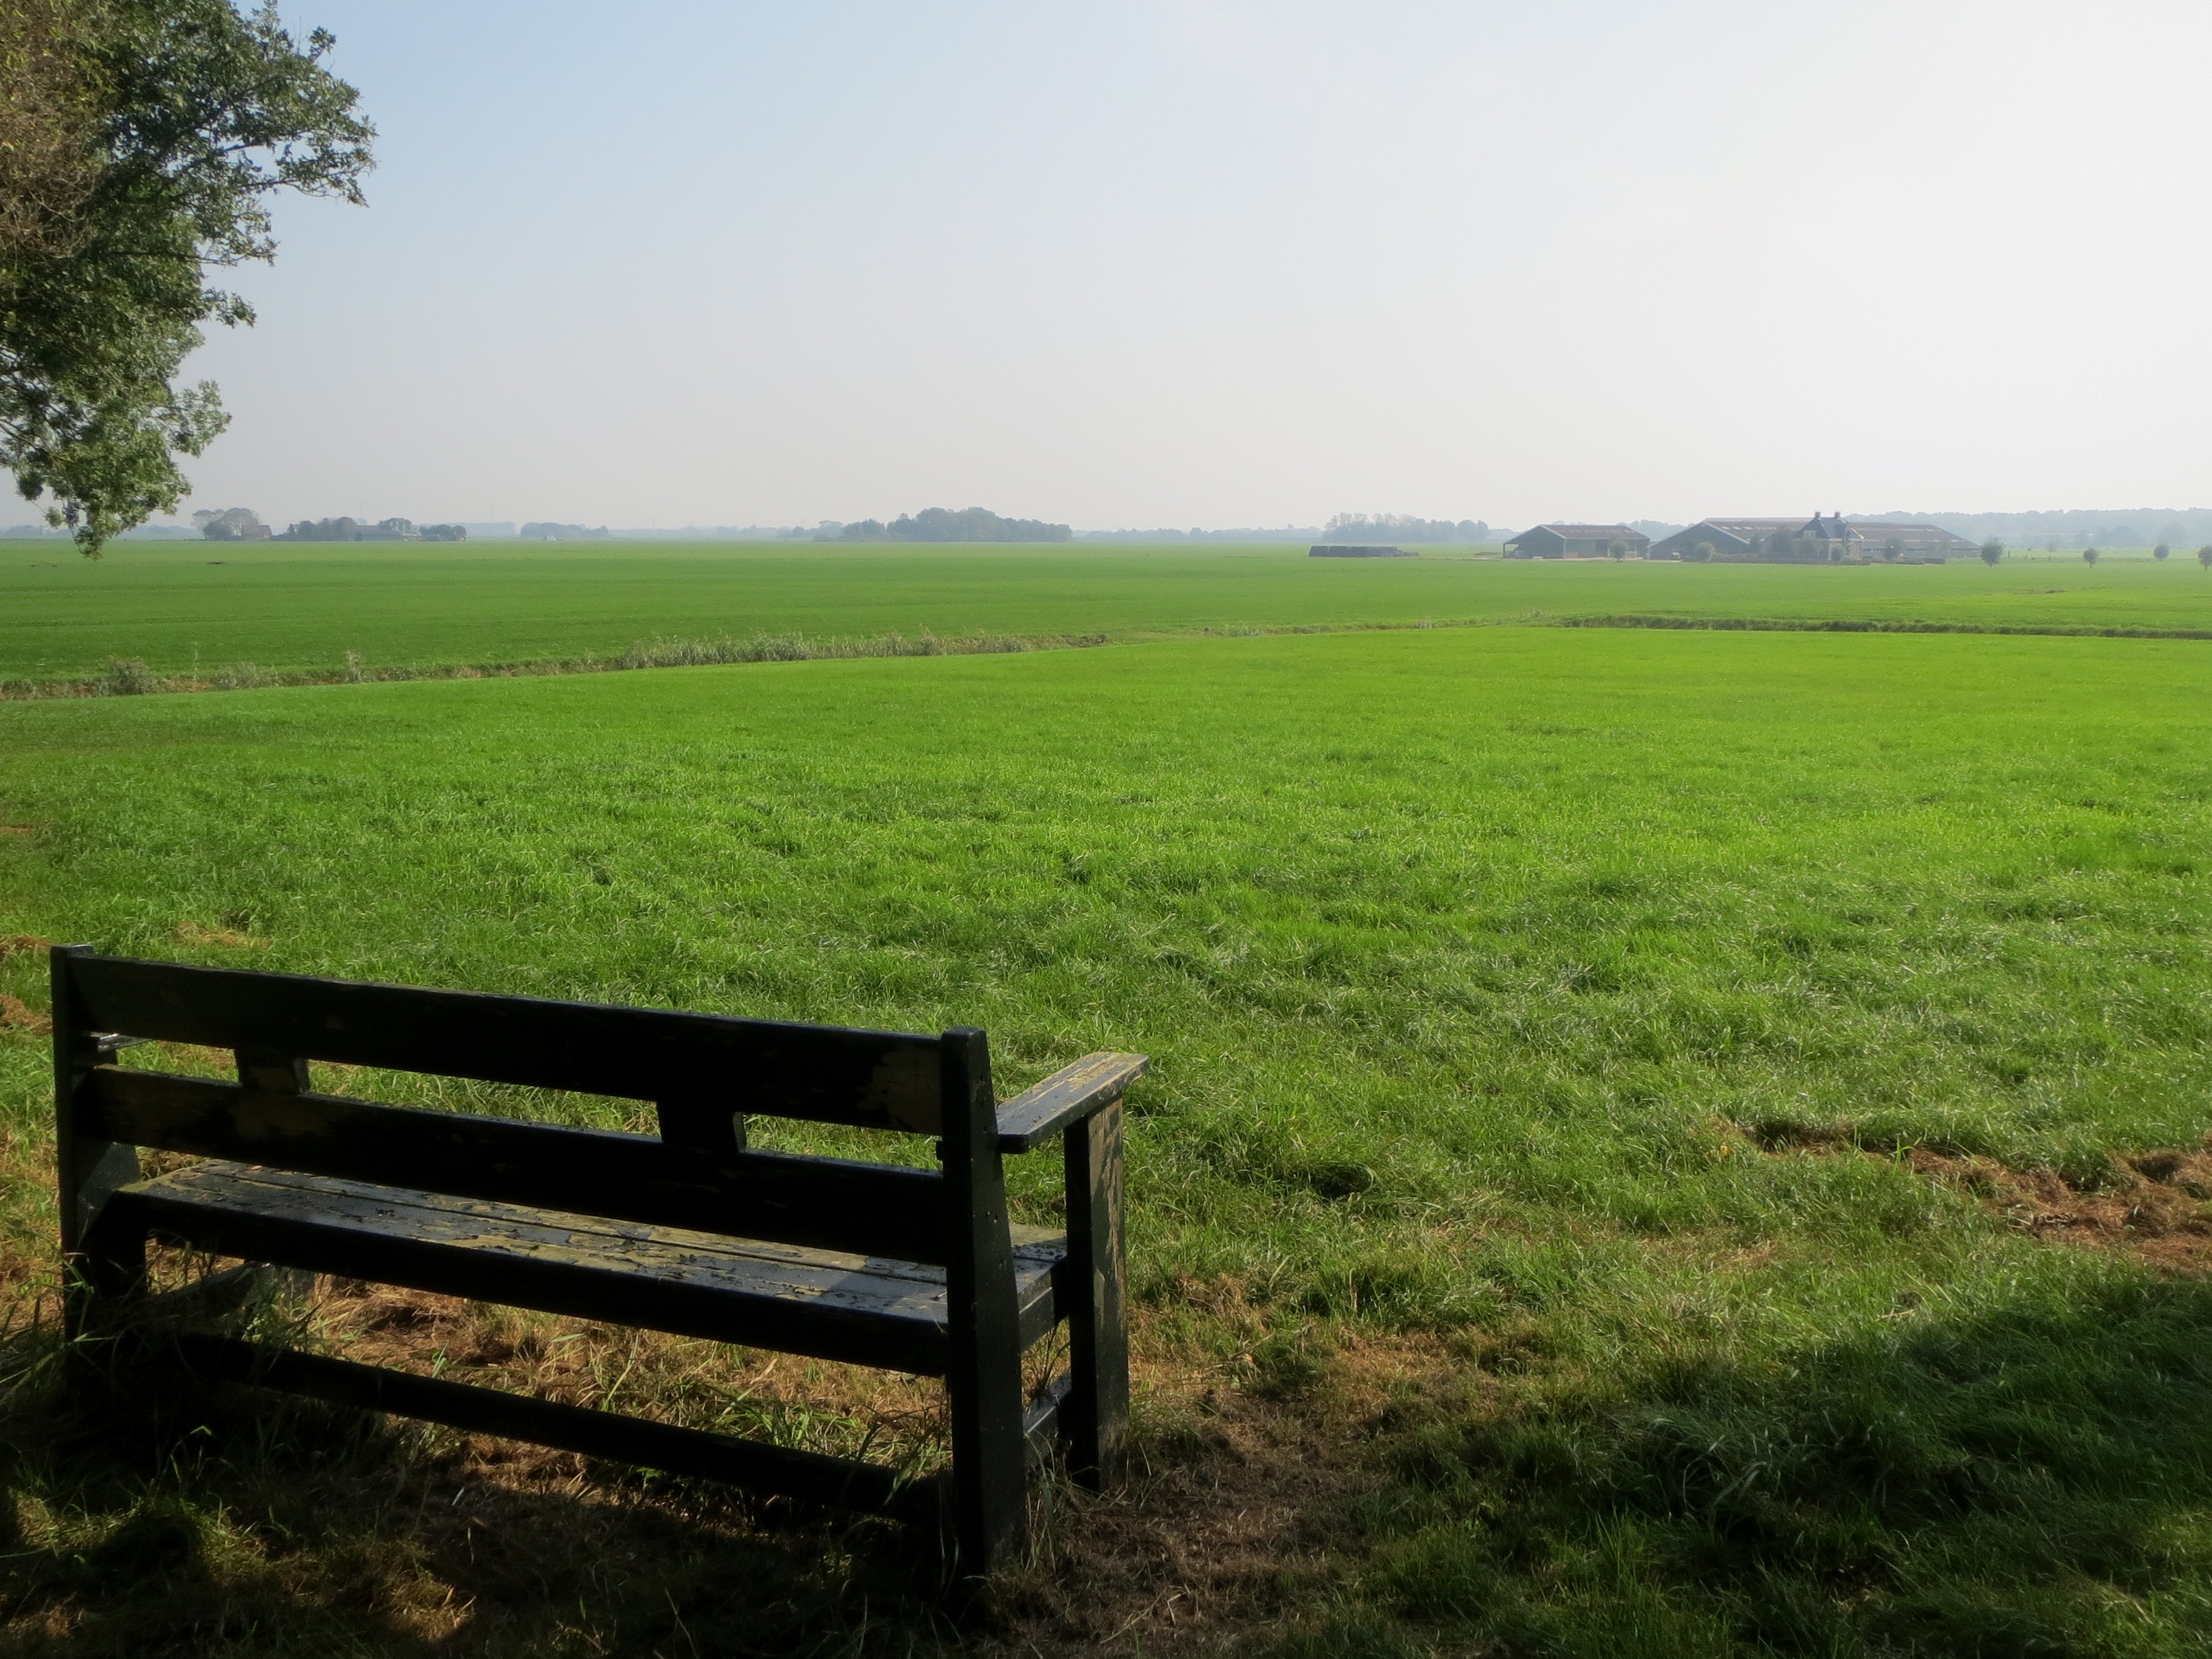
[1503,523,1652,559]
[1650,514,1974,563]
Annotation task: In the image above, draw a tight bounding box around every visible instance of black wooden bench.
[50,947,1145,1574]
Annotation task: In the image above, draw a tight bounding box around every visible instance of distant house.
[1503,523,1651,559]
[1650,514,1974,563]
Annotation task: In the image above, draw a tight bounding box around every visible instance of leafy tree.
[2083,547,2099,565]
[1,0,373,555]
[1606,538,1627,560]
[1882,536,1905,561]
[2199,546,2211,569]
[1683,541,1714,563]
[190,503,260,538]
[886,506,1072,543]
[2153,543,2170,560]
[1979,539,2003,566]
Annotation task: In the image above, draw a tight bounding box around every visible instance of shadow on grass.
[0,1321,972,1658]
[1331,1270,2212,1659]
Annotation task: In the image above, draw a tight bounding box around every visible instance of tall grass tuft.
[101,658,160,695]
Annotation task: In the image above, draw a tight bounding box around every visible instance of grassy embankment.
[2,605,2210,1654]
[5,538,2212,689]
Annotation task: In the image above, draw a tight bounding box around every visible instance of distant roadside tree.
[1979,539,2003,566]
[1683,541,1714,563]
[2083,547,2099,565]
[2199,546,2212,568]
[0,1,373,557]
[192,504,263,539]
[1882,536,1905,561]
[1606,538,1628,560]
[2153,543,2170,560]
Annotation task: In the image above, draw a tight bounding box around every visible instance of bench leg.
[1062,1099,1130,1489]
[940,1028,1029,1575]
[61,1205,150,1410]
[53,945,149,1369]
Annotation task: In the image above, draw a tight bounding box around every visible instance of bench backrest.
[51,949,1000,1267]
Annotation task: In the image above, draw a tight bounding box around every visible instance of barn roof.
[1513,523,1648,538]
[1695,518,1806,536]
[1853,520,1973,543]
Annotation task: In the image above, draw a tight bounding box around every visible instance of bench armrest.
[994,1052,1148,1153]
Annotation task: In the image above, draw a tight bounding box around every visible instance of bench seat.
[114,1162,1067,1376]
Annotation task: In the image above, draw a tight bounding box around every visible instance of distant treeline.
[1080,526,1321,542]
[280,517,466,542]
[1319,513,1492,545]
[519,522,611,540]
[1909,509,2212,548]
[819,507,1071,543]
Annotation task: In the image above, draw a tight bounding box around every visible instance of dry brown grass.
[0,995,51,1037]
[1745,1118,2212,1275]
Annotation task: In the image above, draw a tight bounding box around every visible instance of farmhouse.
[1651,514,1974,563]
[1503,524,1651,559]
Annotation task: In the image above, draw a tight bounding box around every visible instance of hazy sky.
[171,1,2211,531]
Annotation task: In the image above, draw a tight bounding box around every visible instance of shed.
[1503,524,1651,559]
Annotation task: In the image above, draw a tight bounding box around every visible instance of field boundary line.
[1558,613,2212,640]
[5,611,2209,702]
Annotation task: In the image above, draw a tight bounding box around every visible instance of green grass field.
[7,538,2212,685]
[3,552,2211,1655]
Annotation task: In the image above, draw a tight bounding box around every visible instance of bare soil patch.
[1907,1142,2212,1272]
[1749,1121,2212,1273]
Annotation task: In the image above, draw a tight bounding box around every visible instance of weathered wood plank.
[235,1046,309,1094]
[85,1068,949,1262]
[112,1162,1062,1376]
[67,953,945,1133]
[170,1332,942,1519]
[994,1052,1148,1153]
[1023,1370,1072,1468]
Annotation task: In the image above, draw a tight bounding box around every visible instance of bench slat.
[86,1067,951,1264]
[116,1163,1065,1375]
[67,954,945,1133]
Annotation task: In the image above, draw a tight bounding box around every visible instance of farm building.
[1503,523,1651,559]
[1650,514,1974,563]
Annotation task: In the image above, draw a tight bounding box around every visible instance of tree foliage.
[827,507,1073,543]
[0,0,372,555]
[190,502,261,537]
